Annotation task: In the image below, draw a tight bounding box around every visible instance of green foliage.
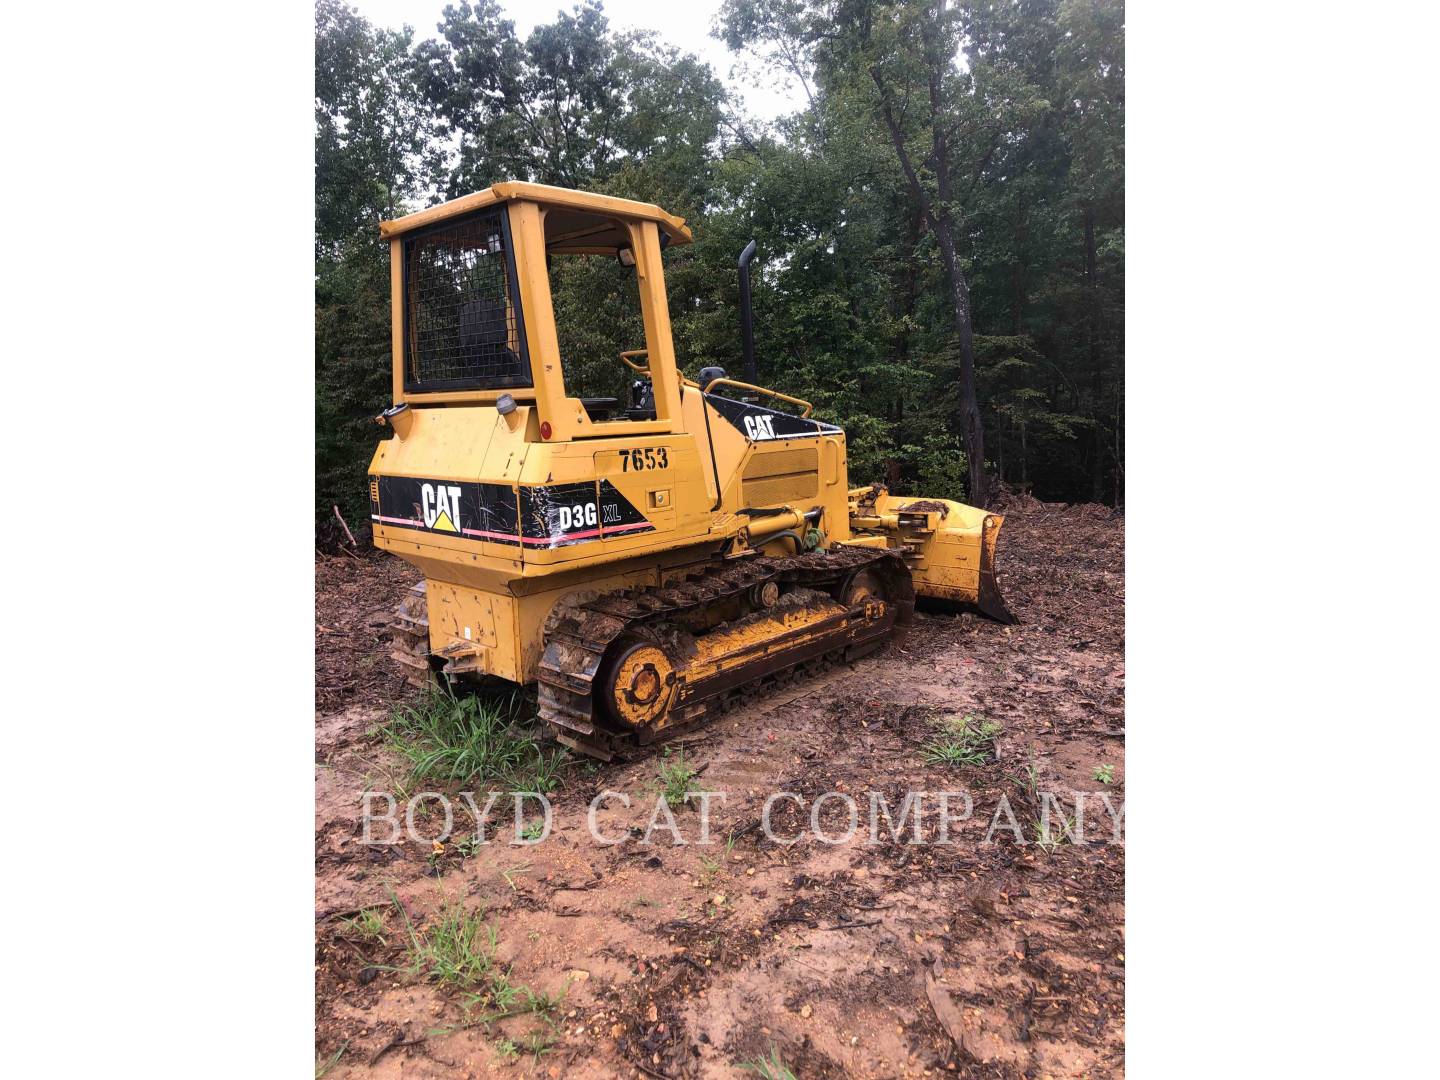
[374,686,568,789]
[315,0,433,538]
[391,895,570,1029]
[896,431,970,505]
[741,1045,799,1080]
[396,900,500,989]
[315,246,390,535]
[656,747,698,808]
[336,906,388,944]
[314,0,433,255]
[1033,812,1078,854]
[315,1042,347,1078]
[922,714,1002,767]
[314,0,1125,530]
[1093,763,1115,785]
[548,254,648,402]
[519,1029,559,1062]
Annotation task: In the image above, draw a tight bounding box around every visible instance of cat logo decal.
[420,483,462,532]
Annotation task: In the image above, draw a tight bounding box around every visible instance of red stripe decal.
[603,521,656,534]
[521,528,602,545]
[376,515,653,544]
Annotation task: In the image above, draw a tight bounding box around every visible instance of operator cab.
[379,182,693,445]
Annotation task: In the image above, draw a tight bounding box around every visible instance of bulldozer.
[367,181,1013,760]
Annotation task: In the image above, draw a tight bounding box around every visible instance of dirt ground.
[315,501,1125,1078]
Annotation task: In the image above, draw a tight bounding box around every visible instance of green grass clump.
[518,1029,558,1063]
[397,899,500,989]
[656,747,698,807]
[336,907,387,944]
[375,687,568,790]
[741,1045,798,1080]
[1032,813,1078,854]
[315,1043,347,1078]
[922,715,1002,766]
[391,894,568,1027]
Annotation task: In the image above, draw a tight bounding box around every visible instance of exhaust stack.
[738,239,757,382]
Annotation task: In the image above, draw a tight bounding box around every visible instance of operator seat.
[458,298,521,377]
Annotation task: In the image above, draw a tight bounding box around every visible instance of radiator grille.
[404,209,531,391]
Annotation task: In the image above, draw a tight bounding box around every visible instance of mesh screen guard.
[403,208,531,391]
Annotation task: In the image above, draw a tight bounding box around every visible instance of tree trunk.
[934,224,989,507]
[1011,193,1026,335]
[870,23,990,508]
[1092,426,1106,503]
[898,203,923,364]
[1083,203,1109,506]
[1084,204,1098,371]
[996,411,1005,486]
[1019,421,1028,493]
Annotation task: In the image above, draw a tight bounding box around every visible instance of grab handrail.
[701,377,814,418]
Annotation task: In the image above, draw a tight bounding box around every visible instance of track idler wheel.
[840,567,886,605]
[838,555,915,638]
[602,634,679,729]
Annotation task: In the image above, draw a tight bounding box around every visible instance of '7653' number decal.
[619,447,669,471]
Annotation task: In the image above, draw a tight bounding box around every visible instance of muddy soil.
[315,503,1125,1078]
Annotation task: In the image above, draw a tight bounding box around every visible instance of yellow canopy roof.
[379,181,693,252]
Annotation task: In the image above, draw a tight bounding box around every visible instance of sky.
[350,0,810,122]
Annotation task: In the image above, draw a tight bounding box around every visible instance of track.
[536,546,914,760]
[387,582,432,689]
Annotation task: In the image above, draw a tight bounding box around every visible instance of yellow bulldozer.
[368,182,1013,760]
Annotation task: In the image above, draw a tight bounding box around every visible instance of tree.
[315,0,434,533]
[722,0,1050,506]
[315,0,433,258]
[415,0,727,201]
[1054,0,1125,503]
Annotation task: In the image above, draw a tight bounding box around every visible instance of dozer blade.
[973,512,1017,624]
[848,487,1017,624]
